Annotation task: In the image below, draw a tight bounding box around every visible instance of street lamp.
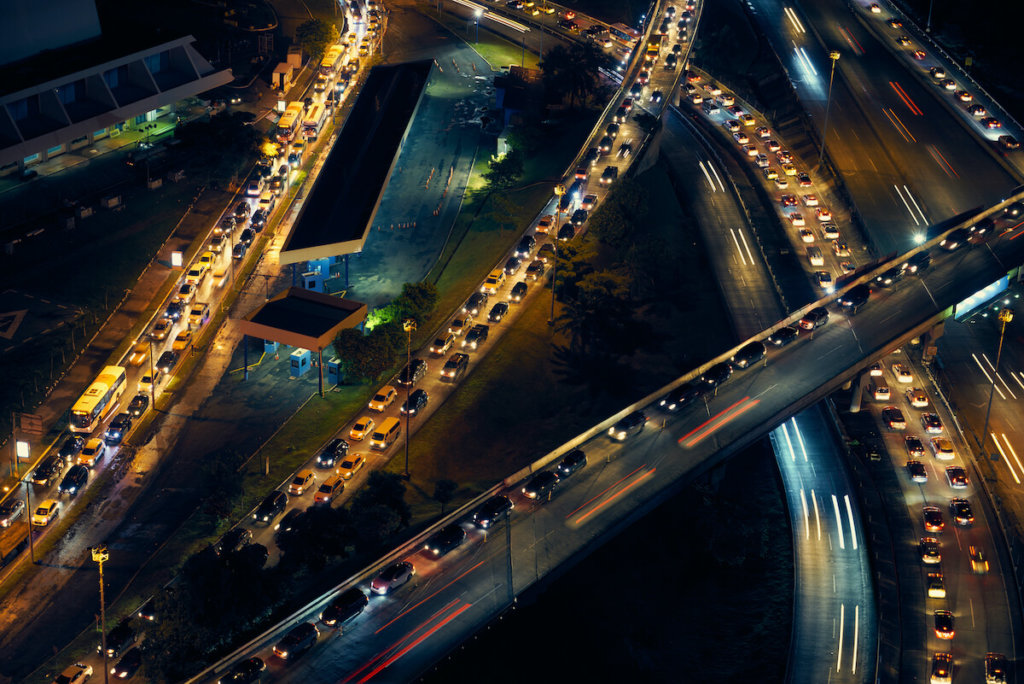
[980,308,1013,458]
[402,318,416,479]
[549,184,566,326]
[92,545,110,684]
[475,9,481,43]
[818,50,841,167]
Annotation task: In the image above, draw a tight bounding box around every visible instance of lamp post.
[475,9,481,43]
[980,308,1013,458]
[23,478,34,564]
[926,0,934,32]
[818,50,841,167]
[92,545,110,684]
[549,184,566,326]
[402,318,416,479]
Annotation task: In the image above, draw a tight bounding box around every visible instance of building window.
[144,53,168,75]
[103,68,120,89]
[56,84,78,105]
[47,145,63,156]
[23,153,39,164]
[93,128,107,138]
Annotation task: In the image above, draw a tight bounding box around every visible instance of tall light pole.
[92,545,110,684]
[980,308,1013,458]
[926,0,934,32]
[818,50,841,167]
[402,318,416,479]
[549,184,566,326]
[475,9,481,43]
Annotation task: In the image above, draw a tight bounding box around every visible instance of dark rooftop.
[239,288,366,351]
[279,59,434,265]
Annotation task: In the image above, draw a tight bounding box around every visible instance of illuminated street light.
[913,233,926,245]
[92,545,110,684]
[818,50,841,167]
[475,9,482,43]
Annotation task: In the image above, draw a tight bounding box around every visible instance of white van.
[806,246,824,267]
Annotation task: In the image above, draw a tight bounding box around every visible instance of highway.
[747,0,1018,253]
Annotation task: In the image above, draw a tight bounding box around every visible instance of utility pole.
[818,51,841,167]
[980,308,1013,457]
[92,545,110,684]
[402,318,416,479]
[549,184,566,326]
[505,509,514,606]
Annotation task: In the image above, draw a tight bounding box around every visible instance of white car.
[814,271,833,291]
[798,228,815,243]
[815,207,833,222]
[822,223,840,240]
[370,560,415,595]
[892,363,913,383]
[788,212,805,227]
[53,663,93,684]
[32,499,60,526]
[906,387,929,408]
[931,438,955,460]
[802,194,819,207]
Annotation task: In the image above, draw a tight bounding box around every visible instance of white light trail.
[893,185,920,225]
[832,494,846,549]
[991,432,1021,484]
[844,494,858,550]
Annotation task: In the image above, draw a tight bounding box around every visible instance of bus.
[302,103,327,139]
[320,45,344,76]
[70,365,127,433]
[276,101,305,142]
[608,23,640,48]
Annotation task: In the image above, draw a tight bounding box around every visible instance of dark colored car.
[104,412,133,445]
[488,302,509,322]
[423,524,467,557]
[232,241,248,260]
[514,235,536,258]
[503,256,522,275]
[609,411,647,441]
[904,250,930,274]
[220,527,254,554]
[462,324,489,351]
[127,393,149,417]
[700,362,733,388]
[905,436,926,458]
[253,491,287,525]
[111,647,142,679]
[273,622,319,660]
[234,202,251,220]
[906,460,927,483]
[58,435,86,461]
[441,352,470,381]
[462,292,489,316]
[557,449,587,477]
[0,499,25,527]
[509,281,528,303]
[473,495,514,528]
[397,358,427,386]
[659,381,704,411]
[316,438,349,468]
[838,284,871,312]
[923,506,944,532]
[239,227,256,246]
[156,350,178,373]
[731,341,766,369]
[882,406,906,429]
[798,307,829,330]
[557,222,576,241]
[59,465,89,496]
[768,326,799,347]
[32,453,66,487]
[320,588,368,627]
[598,135,614,153]
[138,598,158,622]
[571,208,588,226]
[939,227,969,251]
[522,471,560,500]
[275,509,304,540]
[400,389,429,416]
[874,266,904,288]
[933,610,954,639]
[950,498,974,526]
[99,621,136,658]
[166,299,184,321]
[584,147,600,165]
[219,657,266,683]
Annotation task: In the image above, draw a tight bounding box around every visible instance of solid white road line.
[791,417,808,462]
[837,602,845,673]
[730,229,749,266]
[991,433,1021,484]
[832,494,846,549]
[844,494,858,550]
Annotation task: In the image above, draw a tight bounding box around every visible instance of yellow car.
[31,499,60,526]
[927,573,946,598]
[199,251,216,267]
[288,469,316,496]
[782,163,797,176]
[128,340,150,366]
[338,455,365,480]
[368,385,397,412]
[172,329,193,352]
[151,318,172,341]
[969,545,989,574]
[349,416,375,441]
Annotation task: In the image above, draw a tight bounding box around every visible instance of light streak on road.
[852,604,860,675]
[736,227,755,264]
[812,489,821,540]
[844,494,858,550]
[990,432,1021,484]
[837,602,845,672]
[1001,434,1024,482]
[791,417,808,462]
[792,43,818,78]
[574,468,656,525]
[781,422,796,462]
[698,160,716,192]
[893,184,921,225]
[730,229,749,265]
[1009,370,1024,392]
[902,185,927,224]
[927,144,960,179]
[831,494,846,549]
[565,464,646,519]
[680,397,760,447]
[888,81,923,116]
[973,352,1007,399]
[783,6,805,33]
[839,27,864,55]
[882,107,916,142]
[800,488,810,540]
[375,560,486,634]
[707,160,725,192]
[983,352,1017,399]
[799,47,818,76]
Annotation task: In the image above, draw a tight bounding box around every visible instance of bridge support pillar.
[850,372,868,413]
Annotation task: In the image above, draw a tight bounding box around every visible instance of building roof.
[278,59,434,266]
[238,287,366,351]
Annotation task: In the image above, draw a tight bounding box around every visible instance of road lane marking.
[832,494,846,549]
[991,433,1021,484]
[844,494,858,550]
[837,602,845,672]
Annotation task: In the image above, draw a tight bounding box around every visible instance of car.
[636,70,650,85]
[104,412,132,446]
[821,223,840,240]
[151,318,172,341]
[895,34,912,46]
[731,341,766,369]
[581,194,598,211]
[514,234,536,259]
[985,653,1007,684]
[441,352,470,380]
[869,1,881,10]
[448,314,474,336]
[462,292,489,316]
[967,103,987,117]
[950,498,973,526]
[78,438,106,467]
[127,393,149,418]
[931,437,955,460]
[742,144,758,158]
[920,537,941,564]
[888,17,902,27]
[31,452,66,487]
[927,572,946,598]
[933,610,954,639]
[338,455,365,480]
[273,622,319,660]
[252,491,287,525]
[315,438,349,469]
[537,243,556,263]
[525,260,545,281]
[368,385,398,411]
[0,499,25,527]
[929,66,947,79]
[238,227,256,246]
[609,411,647,441]
[939,227,969,250]
[797,173,813,187]
[165,299,185,322]
[798,307,828,330]
[288,469,316,496]
[968,545,989,574]
[127,340,150,367]
[397,359,427,386]
[882,406,906,430]
[921,413,943,434]
[488,302,509,322]
[400,388,429,416]
[768,326,799,347]
[177,282,196,305]
[570,208,588,226]
[923,506,944,532]
[981,117,1002,129]
[424,524,467,557]
[762,166,779,180]
[429,333,455,357]
[157,350,178,373]
[999,135,1021,150]
[53,663,93,684]
[462,325,489,351]
[787,212,805,226]
[815,207,832,221]
[939,78,956,91]
[557,222,576,241]
[905,436,926,458]
[869,363,884,377]
[474,495,514,528]
[838,284,870,312]
[557,449,588,477]
[613,106,628,123]
[945,466,968,489]
[349,416,375,441]
[840,261,856,274]
[700,362,733,389]
[931,652,952,684]
[251,209,268,231]
[219,527,253,555]
[171,329,193,352]
[32,499,60,526]
[659,382,705,411]
[503,256,522,276]
[522,471,560,501]
[100,621,136,659]
[912,50,926,60]
[891,363,913,383]
[723,119,741,133]
[832,240,851,257]
[598,136,614,154]
[319,588,368,627]
[111,647,142,678]
[371,560,415,594]
[954,89,973,102]
[651,90,664,104]
[800,229,816,244]
[232,242,248,261]
[906,460,927,483]
[245,179,262,197]
[218,657,266,683]
[780,194,798,207]
[509,281,528,303]
[314,474,345,505]
[138,371,161,395]
[600,166,619,184]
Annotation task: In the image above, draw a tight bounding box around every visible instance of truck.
[0,521,29,568]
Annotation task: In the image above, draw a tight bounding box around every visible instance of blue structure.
[290,349,311,377]
[326,357,342,386]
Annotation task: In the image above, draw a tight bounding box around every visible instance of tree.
[483,148,524,189]
[588,178,648,247]
[394,281,439,325]
[332,325,398,382]
[432,479,458,514]
[352,471,411,526]
[556,269,634,354]
[296,19,340,62]
[199,448,246,518]
[539,42,604,109]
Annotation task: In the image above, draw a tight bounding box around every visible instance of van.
[370,417,401,450]
[870,379,890,401]
[806,246,824,267]
[258,190,276,214]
